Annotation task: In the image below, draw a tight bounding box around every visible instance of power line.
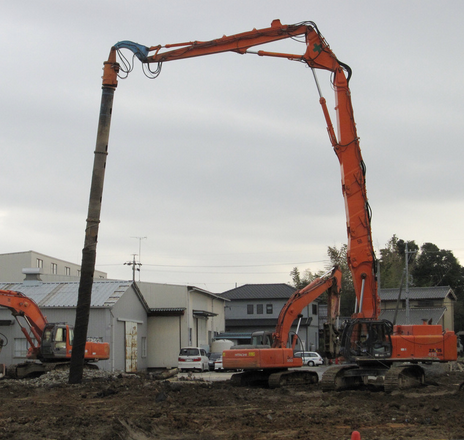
[97,259,328,269]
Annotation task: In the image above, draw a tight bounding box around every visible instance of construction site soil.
[0,365,463,440]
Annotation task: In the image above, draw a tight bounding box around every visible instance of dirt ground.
[0,365,463,440]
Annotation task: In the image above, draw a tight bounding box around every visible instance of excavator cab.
[339,319,393,362]
[40,323,73,361]
[250,331,273,348]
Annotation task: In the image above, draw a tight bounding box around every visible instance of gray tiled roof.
[379,286,455,301]
[379,308,446,326]
[220,283,296,300]
[0,280,132,308]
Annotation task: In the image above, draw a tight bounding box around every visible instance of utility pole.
[124,254,141,282]
[404,243,416,325]
[405,243,410,324]
[131,236,146,281]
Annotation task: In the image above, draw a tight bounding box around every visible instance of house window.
[247,304,254,315]
[65,266,71,276]
[36,258,43,269]
[257,304,263,314]
[312,304,318,315]
[266,304,273,314]
[141,337,147,358]
[51,263,58,274]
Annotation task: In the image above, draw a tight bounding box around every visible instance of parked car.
[208,352,222,371]
[178,347,209,372]
[294,351,324,366]
[214,354,224,371]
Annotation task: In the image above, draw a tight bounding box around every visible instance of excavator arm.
[272,266,342,349]
[0,290,48,357]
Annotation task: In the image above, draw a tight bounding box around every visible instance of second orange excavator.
[0,289,110,378]
[223,267,342,387]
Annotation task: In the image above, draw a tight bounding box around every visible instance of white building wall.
[147,316,182,368]
[0,251,107,282]
[110,287,148,372]
[137,283,227,367]
[137,283,188,308]
[210,297,226,337]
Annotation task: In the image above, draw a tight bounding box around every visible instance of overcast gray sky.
[1,1,463,292]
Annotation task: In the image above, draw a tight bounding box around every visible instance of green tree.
[326,244,356,316]
[412,242,464,332]
[379,237,464,332]
[289,267,320,289]
[412,243,462,289]
[379,235,418,288]
[292,237,464,331]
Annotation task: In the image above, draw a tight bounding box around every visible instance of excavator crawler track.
[321,365,362,392]
[230,369,318,388]
[383,364,425,393]
[6,361,99,380]
[268,370,318,389]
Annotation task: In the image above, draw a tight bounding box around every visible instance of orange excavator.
[224,266,342,387]
[104,20,457,390]
[0,290,109,378]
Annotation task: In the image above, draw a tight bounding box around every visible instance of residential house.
[379,286,456,330]
[217,283,321,351]
[318,286,457,333]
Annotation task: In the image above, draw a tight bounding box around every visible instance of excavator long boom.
[109,19,379,319]
[93,19,457,391]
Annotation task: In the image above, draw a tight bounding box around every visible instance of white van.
[178,347,209,372]
[294,351,324,366]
